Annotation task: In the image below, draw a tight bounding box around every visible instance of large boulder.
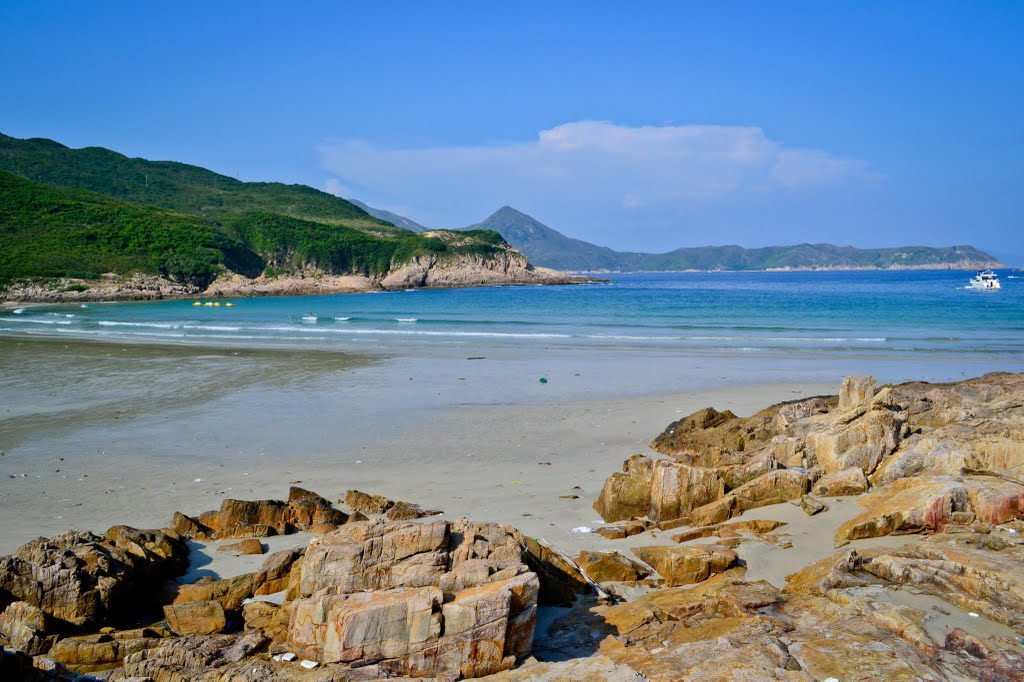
[593,455,654,523]
[630,545,737,587]
[162,600,226,636]
[0,526,188,629]
[839,374,877,411]
[576,551,650,584]
[647,460,725,523]
[286,517,540,678]
[0,601,57,655]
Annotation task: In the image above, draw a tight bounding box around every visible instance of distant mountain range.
[455,206,1002,272]
[348,199,429,233]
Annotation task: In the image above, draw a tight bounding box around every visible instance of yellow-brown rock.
[576,551,650,584]
[162,600,226,636]
[48,633,157,673]
[0,601,57,655]
[812,466,869,496]
[593,454,654,522]
[630,545,737,587]
[0,526,188,630]
[216,537,264,555]
[344,488,394,515]
[170,573,258,614]
[647,459,725,522]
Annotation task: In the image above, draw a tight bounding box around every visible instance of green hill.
[0,133,402,237]
[0,134,513,290]
[464,206,1002,271]
[0,170,261,286]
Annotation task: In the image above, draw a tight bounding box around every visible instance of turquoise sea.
[3,270,1023,363]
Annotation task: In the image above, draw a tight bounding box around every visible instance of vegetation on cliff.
[0,134,512,288]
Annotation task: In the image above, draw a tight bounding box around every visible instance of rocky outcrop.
[812,466,869,496]
[576,551,651,584]
[379,246,581,291]
[48,631,159,673]
[0,526,188,631]
[0,601,57,656]
[176,486,350,540]
[630,545,737,587]
[594,373,1024,541]
[345,489,395,515]
[287,517,539,678]
[163,600,226,636]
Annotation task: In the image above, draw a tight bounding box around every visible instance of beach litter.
[570,526,594,534]
[968,612,980,617]
[539,377,548,383]
[272,652,297,662]
[300,660,319,669]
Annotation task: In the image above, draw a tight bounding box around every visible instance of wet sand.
[0,336,837,555]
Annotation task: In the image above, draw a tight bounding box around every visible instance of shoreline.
[0,268,597,306]
[0,365,834,555]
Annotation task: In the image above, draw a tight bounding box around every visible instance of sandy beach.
[0,334,834,557]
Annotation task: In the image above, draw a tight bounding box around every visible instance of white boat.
[966,270,1001,290]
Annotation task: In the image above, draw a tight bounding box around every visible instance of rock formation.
[594,373,1024,541]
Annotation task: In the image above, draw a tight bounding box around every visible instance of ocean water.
[3,270,1023,362]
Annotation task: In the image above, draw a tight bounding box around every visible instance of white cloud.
[318,121,880,249]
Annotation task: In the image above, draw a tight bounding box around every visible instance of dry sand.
[0,369,831,557]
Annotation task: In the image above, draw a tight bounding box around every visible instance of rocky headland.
[2,373,1023,680]
[0,245,590,305]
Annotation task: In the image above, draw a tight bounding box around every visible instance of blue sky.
[2,1,1022,261]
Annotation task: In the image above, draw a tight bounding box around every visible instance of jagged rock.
[285,486,349,533]
[647,459,724,523]
[630,545,737,587]
[802,406,903,475]
[189,486,349,540]
[162,600,226,636]
[221,630,268,663]
[812,466,869,496]
[0,601,57,655]
[298,518,450,595]
[797,494,828,516]
[517,536,590,607]
[112,633,239,680]
[287,518,539,678]
[839,374,877,410]
[169,512,212,540]
[385,500,443,520]
[242,600,289,644]
[729,468,810,512]
[651,397,836,461]
[170,573,258,614]
[344,489,394,515]
[593,454,654,523]
[217,538,264,555]
[0,526,188,629]
[253,547,303,596]
[831,476,1024,544]
[576,551,650,584]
